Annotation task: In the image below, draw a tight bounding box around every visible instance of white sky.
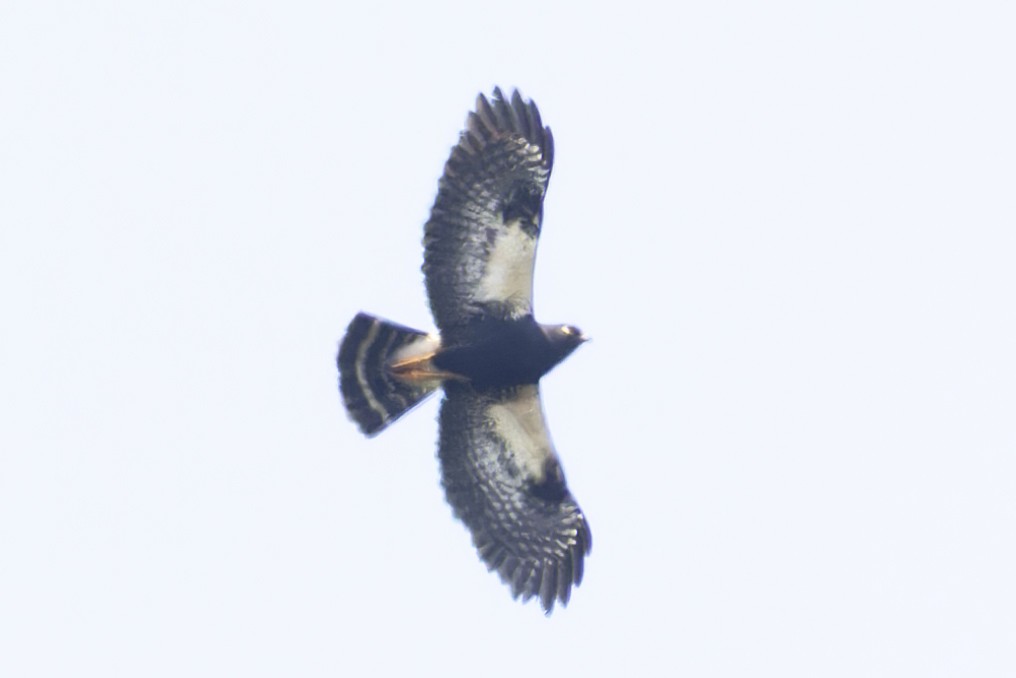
[2,1,1014,676]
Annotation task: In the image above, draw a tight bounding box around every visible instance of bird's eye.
[560,326,574,336]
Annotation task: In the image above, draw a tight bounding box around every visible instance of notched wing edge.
[455,88,553,173]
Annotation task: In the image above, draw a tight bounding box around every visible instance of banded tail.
[337,312,443,436]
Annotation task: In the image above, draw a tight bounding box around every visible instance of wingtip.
[457,87,553,170]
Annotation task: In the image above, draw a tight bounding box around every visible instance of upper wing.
[423,88,554,339]
[437,382,590,614]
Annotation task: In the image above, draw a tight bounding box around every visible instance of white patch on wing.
[486,385,554,482]
[474,219,535,317]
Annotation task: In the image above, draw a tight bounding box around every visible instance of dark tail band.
[337,312,442,436]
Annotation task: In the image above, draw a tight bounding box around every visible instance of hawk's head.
[541,323,588,364]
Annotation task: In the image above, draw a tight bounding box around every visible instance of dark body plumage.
[336,88,590,613]
[433,317,580,388]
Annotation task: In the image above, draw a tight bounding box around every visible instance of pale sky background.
[2,1,1014,676]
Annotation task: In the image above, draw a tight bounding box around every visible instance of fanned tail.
[337,312,442,436]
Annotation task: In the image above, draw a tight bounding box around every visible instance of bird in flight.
[337,88,590,614]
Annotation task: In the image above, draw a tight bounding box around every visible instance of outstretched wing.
[423,88,554,340]
[437,382,591,614]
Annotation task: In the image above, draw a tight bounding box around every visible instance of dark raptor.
[337,88,590,614]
